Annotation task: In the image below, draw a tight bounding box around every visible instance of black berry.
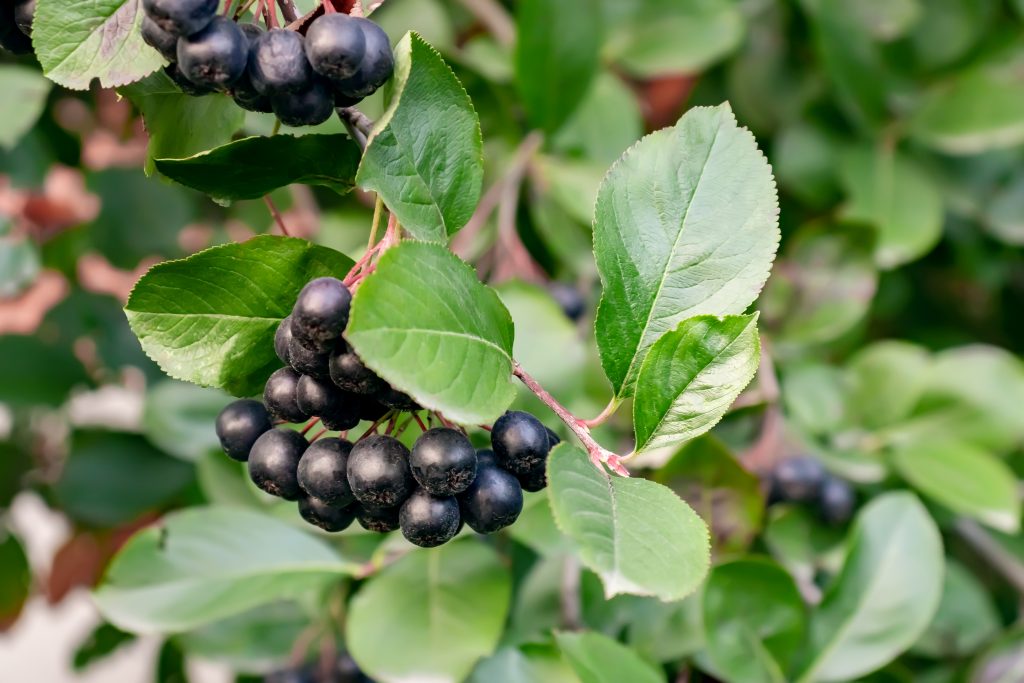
[296,373,346,418]
[358,397,389,422]
[291,277,351,348]
[263,367,310,423]
[517,460,547,493]
[355,19,394,92]
[249,28,313,95]
[232,23,273,113]
[548,282,586,321]
[375,386,420,411]
[399,489,460,548]
[165,64,215,96]
[0,2,32,53]
[304,13,365,82]
[771,456,826,504]
[298,495,355,532]
[410,428,477,496]
[177,16,248,90]
[491,411,551,477]
[354,503,400,533]
[141,15,179,62]
[143,0,217,38]
[475,448,498,470]
[320,404,361,432]
[297,437,354,507]
[215,399,272,462]
[248,428,307,500]
[458,465,523,534]
[287,339,331,380]
[272,78,335,128]
[818,475,855,526]
[330,346,385,395]
[347,434,414,508]
[546,427,561,448]
[274,315,293,364]
[14,0,34,36]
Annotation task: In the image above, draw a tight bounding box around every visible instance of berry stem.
[234,0,260,18]
[263,195,291,236]
[321,0,337,14]
[579,398,618,428]
[336,107,373,150]
[413,413,428,432]
[366,195,384,250]
[276,0,299,22]
[300,417,321,435]
[309,426,328,441]
[512,361,629,476]
[359,410,396,440]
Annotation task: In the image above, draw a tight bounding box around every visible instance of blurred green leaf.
[555,631,663,683]
[846,341,931,430]
[143,381,231,462]
[625,595,704,663]
[72,622,136,671]
[781,363,849,438]
[0,334,90,407]
[852,0,922,41]
[0,235,40,297]
[912,561,1000,659]
[174,603,309,674]
[470,645,579,683]
[968,626,1024,683]
[0,65,51,150]
[0,529,30,631]
[904,0,994,70]
[554,72,643,165]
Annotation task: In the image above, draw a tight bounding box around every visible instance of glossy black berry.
[356,18,394,92]
[458,465,523,534]
[375,385,420,411]
[274,315,293,364]
[143,0,217,38]
[410,428,477,496]
[546,427,561,448]
[272,78,334,128]
[353,503,400,533]
[358,397,389,422]
[321,404,361,432]
[548,282,586,321]
[296,374,346,418]
[298,495,355,533]
[287,339,331,380]
[141,15,179,62]
[165,64,215,96]
[304,13,365,82]
[215,399,272,462]
[771,456,826,504]
[263,367,310,423]
[475,448,498,470]
[818,475,855,526]
[14,0,34,36]
[491,411,551,477]
[249,28,313,95]
[248,428,307,500]
[330,346,385,395]
[516,460,547,492]
[399,489,460,548]
[347,434,414,508]
[177,16,248,90]
[297,437,354,507]
[291,277,351,348]
[232,23,273,113]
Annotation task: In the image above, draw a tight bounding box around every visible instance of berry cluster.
[214,276,559,547]
[265,652,371,683]
[0,0,34,54]
[769,456,855,526]
[140,0,393,126]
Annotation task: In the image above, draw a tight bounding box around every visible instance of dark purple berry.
[248,428,307,500]
[215,399,272,462]
[819,475,855,526]
[287,340,331,380]
[165,63,215,96]
[297,437,354,507]
[358,397,389,422]
[232,23,273,113]
[375,386,420,411]
[458,466,523,533]
[263,367,310,423]
[142,15,178,62]
[546,427,561,448]
[304,13,365,82]
[517,460,547,493]
[296,374,347,418]
[177,16,248,90]
[475,448,498,470]
[330,347,385,395]
[355,18,393,91]
[249,28,313,95]
[347,434,414,508]
[354,503,400,533]
[274,315,293,365]
[771,456,826,504]
[410,428,477,496]
[491,411,551,477]
[399,489,460,548]
[291,277,351,348]
[548,282,586,321]
[143,0,217,38]
[14,0,34,36]
[272,78,334,127]
[298,495,355,532]
[1,2,31,53]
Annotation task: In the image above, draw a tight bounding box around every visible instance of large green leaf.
[125,236,353,397]
[594,103,779,399]
[702,557,807,683]
[846,341,931,430]
[470,645,579,683]
[346,241,515,424]
[34,0,164,90]
[892,439,1020,534]
[546,445,710,601]
[555,631,664,683]
[346,541,511,683]
[514,0,601,135]
[912,560,1000,659]
[633,314,760,454]
[0,65,52,151]
[121,71,246,176]
[796,492,944,683]
[155,135,362,203]
[554,71,644,166]
[94,506,354,633]
[174,603,309,674]
[357,32,483,242]
[142,381,232,462]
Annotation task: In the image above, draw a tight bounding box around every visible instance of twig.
[337,107,374,149]
[513,361,628,476]
[276,0,299,22]
[413,413,428,432]
[263,196,291,236]
[455,0,515,46]
[955,519,1024,596]
[491,133,547,282]
[559,555,582,629]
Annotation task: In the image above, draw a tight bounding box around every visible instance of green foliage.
[555,630,664,683]
[0,65,51,150]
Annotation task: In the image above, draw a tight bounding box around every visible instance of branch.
[337,107,372,149]
[276,0,299,22]
[455,0,515,47]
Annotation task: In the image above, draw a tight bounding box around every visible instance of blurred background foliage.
[2,0,1024,681]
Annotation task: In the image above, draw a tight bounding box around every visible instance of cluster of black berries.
[140,0,392,126]
[265,652,372,683]
[769,456,855,525]
[214,275,559,547]
[0,0,35,54]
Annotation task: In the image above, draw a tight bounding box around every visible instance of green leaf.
[633,314,760,454]
[94,506,354,633]
[851,0,922,41]
[0,334,91,407]
[155,135,361,203]
[763,506,845,589]
[0,530,30,630]
[0,65,52,151]
[34,0,164,90]
[174,603,309,673]
[594,103,779,399]
[605,0,744,77]
[346,241,515,424]
[346,541,511,683]
[912,560,1000,658]
[72,622,136,671]
[470,645,579,683]
[357,32,483,242]
[702,557,807,683]
[0,234,40,297]
[121,71,246,176]
[968,626,1024,683]
[796,492,944,683]
[892,439,1021,534]
[125,236,353,397]
[839,146,943,269]
[514,0,601,135]
[547,445,710,601]
[554,72,644,166]
[143,381,232,462]
[555,631,663,683]
[846,341,931,430]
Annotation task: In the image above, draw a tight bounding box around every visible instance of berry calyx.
[298,495,355,533]
[330,346,385,395]
[142,0,217,38]
[399,489,460,548]
[458,465,523,534]
[516,460,547,493]
[291,277,351,348]
[263,367,310,423]
[353,503,400,533]
[491,411,551,477]
[297,437,354,507]
[346,434,414,508]
[409,428,477,496]
[248,428,308,500]
[141,15,179,62]
[304,13,365,82]
[249,28,312,95]
[177,16,248,90]
[215,399,272,462]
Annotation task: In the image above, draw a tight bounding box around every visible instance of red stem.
[322,0,337,13]
[580,399,617,428]
[264,196,290,236]
[309,427,328,441]
[300,417,321,435]
[413,413,428,432]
